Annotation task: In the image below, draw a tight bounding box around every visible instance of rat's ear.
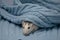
[30,23,33,27]
[22,21,26,27]
[32,25,38,31]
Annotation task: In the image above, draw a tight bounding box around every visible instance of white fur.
[22,21,38,36]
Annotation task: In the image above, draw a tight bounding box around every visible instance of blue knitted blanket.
[0,0,60,28]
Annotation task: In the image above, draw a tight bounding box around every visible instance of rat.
[22,21,38,36]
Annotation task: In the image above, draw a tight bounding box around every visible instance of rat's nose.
[23,33,29,36]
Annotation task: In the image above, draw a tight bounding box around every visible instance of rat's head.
[22,21,38,36]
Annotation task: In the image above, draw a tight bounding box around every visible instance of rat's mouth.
[23,30,34,36]
[23,30,36,36]
[24,33,30,36]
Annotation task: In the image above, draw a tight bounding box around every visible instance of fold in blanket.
[0,0,60,28]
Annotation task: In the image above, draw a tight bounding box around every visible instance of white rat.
[22,21,38,36]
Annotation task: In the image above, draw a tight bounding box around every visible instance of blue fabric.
[0,0,60,40]
[0,19,60,40]
[0,0,60,28]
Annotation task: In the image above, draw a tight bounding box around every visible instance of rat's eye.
[28,27,30,29]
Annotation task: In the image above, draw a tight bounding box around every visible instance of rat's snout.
[23,33,29,36]
[23,29,30,36]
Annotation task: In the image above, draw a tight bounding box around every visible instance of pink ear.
[32,24,38,31]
